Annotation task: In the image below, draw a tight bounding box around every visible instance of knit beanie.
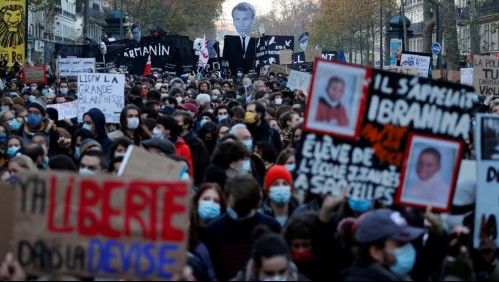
[28,101,46,116]
[80,138,103,156]
[264,165,293,195]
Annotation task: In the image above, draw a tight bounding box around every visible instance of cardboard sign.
[47,101,78,120]
[400,52,432,78]
[474,114,499,248]
[77,73,125,123]
[297,59,473,212]
[287,70,312,95]
[59,58,96,76]
[305,49,322,63]
[11,172,190,280]
[279,50,293,65]
[118,145,185,180]
[0,184,14,261]
[447,70,461,83]
[473,55,499,96]
[269,64,290,75]
[432,69,445,80]
[22,66,47,84]
[460,68,473,86]
[382,66,418,76]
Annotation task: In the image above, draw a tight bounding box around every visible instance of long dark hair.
[119,104,152,145]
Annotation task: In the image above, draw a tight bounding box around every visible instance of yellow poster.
[0,0,26,67]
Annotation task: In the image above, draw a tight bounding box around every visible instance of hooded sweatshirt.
[84,108,112,154]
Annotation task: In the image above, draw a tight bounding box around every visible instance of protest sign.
[400,52,432,78]
[47,101,78,120]
[287,70,312,95]
[0,184,14,261]
[474,114,499,248]
[255,35,294,69]
[22,66,47,84]
[305,49,322,63]
[279,50,293,65]
[77,73,125,123]
[473,55,499,96]
[460,68,473,86]
[118,145,185,180]
[382,66,418,76]
[58,58,96,76]
[447,70,461,83]
[11,172,190,280]
[269,64,290,75]
[432,69,445,80]
[297,59,473,212]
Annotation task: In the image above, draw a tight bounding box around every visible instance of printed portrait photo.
[397,135,463,212]
[480,116,499,160]
[304,60,368,139]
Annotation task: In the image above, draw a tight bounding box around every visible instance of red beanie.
[264,165,293,195]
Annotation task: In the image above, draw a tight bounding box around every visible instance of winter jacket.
[84,108,112,153]
[231,259,309,281]
[173,136,194,177]
[183,131,210,186]
[246,119,282,153]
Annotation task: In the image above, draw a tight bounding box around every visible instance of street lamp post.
[380,0,383,68]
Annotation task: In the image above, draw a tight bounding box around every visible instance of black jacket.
[223,35,256,74]
[84,108,112,154]
[183,131,210,186]
[246,119,282,153]
[342,263,401,281]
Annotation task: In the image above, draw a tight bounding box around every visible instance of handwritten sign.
[0,184,14,261]
[400,52,432,78]
[77,73,125,123]
[47,101,78,120]
[382,66,418,76]
[473,55,499,96]
[22,66,47,84]
[460,68,473,86]
[269,64,290,75]
[119,145,184,180]
[298,59,473,212]
[305,49,322,63]
[59,58,96,76]
[279,50,293,65]
[287,70,312,95]
[12,172,190,280]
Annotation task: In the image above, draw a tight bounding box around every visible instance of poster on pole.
[0,0,27,67]
[460,68,473,86]
[22,65,47,84]
[473,55,499,97]
[400,52,432,78]
[296,59,474,212]
[77,73,125,123]
[11,172,190,280]
[287,70,312,95]
[47,101,78,120]
[474,114,499,248]
[59,58,96,76]
[279,50,293,65]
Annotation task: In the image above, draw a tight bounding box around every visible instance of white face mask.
[127,118,140,129]
[275,98,283,105]
[60,88,68,95]
[176,97,183,104]
[79,168,96,176]
[153,128,163,138]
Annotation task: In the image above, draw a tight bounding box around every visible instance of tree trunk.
[470,0,480,55]
[422,0,435,54]
[443,0,460,70]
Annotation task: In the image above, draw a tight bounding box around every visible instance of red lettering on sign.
[78,180,100,236]
[161,185,187,242]
[124,185,149,239]
[48,175,74,232]
[101,181,124,238]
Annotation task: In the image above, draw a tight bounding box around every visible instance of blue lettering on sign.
[86,239,178,279]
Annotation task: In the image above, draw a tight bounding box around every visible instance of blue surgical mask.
[198,200,221,221]
[7,146,20,157]
[472,95,479,104]
[0,133,7,143]
[74,146,81,160]
[269,186,292,206]
[236,95,242,100]
[212,95,218,100]
[8,119,20,131]
[79,168,96,176]
[227,207,253,222]
[218,115,227,122]
[241,159,251,173]
[389,243,417,277]
[200,119,208,128]
[82,124,92,132]
[348,198,372,214]
[27,114,43,128]
[243,140,253,152]
[28,95,36,102]
[41,89,48,96]
[285,164,295,173]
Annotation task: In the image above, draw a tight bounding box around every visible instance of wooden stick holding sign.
[11,172,190,280]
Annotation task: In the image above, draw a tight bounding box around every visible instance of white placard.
[287,70,312,95]
[58,58,96,76]
[460,68,473,86]
[47,101,78,120]
[400,53,431,78]
[77,73,125,123]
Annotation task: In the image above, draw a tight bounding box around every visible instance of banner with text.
[473,55,499,96]
[255,35,294,69]
[11,172,190,280]
[297,59,472,212]
[59,58,96,76]
[77,73,125,123]
[400,52,432,78]
[47,101,78,120]
[287,70,312,95]
[0,0,26,66]
[22,66,46,84]
[460,68,473,86]
[474,114,499,248]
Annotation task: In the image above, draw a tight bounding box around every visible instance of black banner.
[255,35,294,69]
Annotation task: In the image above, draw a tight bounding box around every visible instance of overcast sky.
[222,0,273,21]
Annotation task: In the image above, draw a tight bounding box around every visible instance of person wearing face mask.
[204,140,250,189]
[233,232,308,281]
[279,111,300,148]
[83,108,112,154]
[342,209,425,281]
[20,143,48,170]
[108,105,152,146]
[78,150,109,176]
[260,165,297,227]
[59,81,69,95]
[18,101,61,156]
[1,111,21,132]
[245,102,282,153]
[202,175,281,281]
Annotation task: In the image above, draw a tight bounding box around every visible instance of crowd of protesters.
[0,61,498,281]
